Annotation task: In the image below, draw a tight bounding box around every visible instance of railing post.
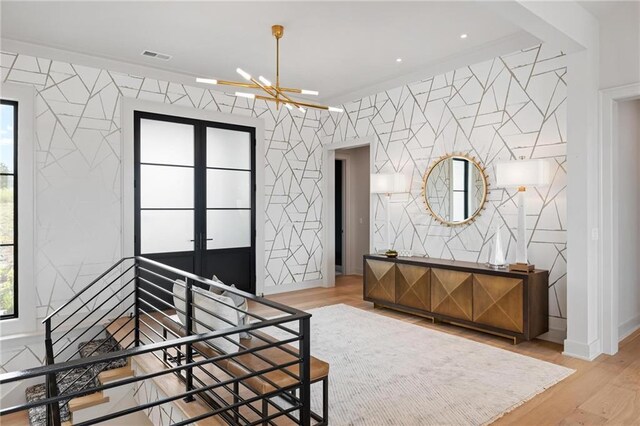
[299,316,311,426]
[45,320,61,426]
[184,277,195,402]
[133,260,140,347]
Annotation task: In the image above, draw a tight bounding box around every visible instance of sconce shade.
[495,159,553,188]
[370,173,409,194]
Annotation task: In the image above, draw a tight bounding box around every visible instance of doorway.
[614,99,640,342]
[133,111,256,308]
[335,159,345,275]
[334,146,370,277]
[601,83,640,355]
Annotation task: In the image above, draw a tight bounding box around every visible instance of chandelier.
[196,25,343,114]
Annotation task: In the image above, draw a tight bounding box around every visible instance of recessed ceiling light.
[460,34,468,39]
[396,58,403,63]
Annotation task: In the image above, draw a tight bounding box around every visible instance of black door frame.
[133,110,257,294]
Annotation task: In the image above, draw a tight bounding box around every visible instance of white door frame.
[600,82,640,355]
[120,97,266,295]
[322,136,375,287]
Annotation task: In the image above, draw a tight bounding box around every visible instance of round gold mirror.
[422,154,488,226]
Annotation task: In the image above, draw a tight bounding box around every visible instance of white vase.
[488,224,507,268]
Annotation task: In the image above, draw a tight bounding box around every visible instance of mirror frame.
[421,153,489,226]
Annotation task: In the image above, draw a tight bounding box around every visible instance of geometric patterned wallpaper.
[0,42,566,351]
[320,44,568,326]
[0,50,324,327]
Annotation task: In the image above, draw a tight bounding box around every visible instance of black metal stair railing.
[1,256,315,426]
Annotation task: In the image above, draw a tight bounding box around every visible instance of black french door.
[134,111,256,308]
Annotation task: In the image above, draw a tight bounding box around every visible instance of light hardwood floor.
[261,274,640,425]
[4,275,638,425]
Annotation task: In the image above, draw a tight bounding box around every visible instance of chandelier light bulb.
[196,78,218,85]
[258,76,272,86]
[236,68,252,81]
[301,89,319,96]
[235,91,255,99]
[328,106,344,113]
[284,103,293,110]
[298,106,306,113]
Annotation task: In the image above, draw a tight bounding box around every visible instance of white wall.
[336,146,370,275]
[599,2,640,90]
[617,99,640,339]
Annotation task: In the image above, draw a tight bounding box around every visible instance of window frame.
[0,83,36,337]
[451,158,470,222]
[0,99,19,320]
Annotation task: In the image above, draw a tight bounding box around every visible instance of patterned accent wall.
[0,51,324,324]
[320,44,568,325]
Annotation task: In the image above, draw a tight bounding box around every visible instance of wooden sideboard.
[363,255,549,343]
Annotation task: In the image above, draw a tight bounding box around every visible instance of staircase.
[1,256,315,426]
[25,334,131,426]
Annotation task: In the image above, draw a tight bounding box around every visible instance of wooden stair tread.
[68,392,110,412]
[106,315,225,425]
[98,366,134,383]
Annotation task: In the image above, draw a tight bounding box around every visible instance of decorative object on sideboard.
[487,223,507,269]
[421,153,489,226]
[370,173,410,251]
[385,250,398,258]
[495,158,552,273]
[195,24,343,113]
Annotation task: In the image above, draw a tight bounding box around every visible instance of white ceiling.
[578,0,636,19]
[1,1,528,102]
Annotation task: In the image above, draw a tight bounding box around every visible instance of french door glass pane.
[206,170,251,209]
[206,210,251,249]
[0,246,14,316]
[141,165,194,209]
[206,127,250,170]
[140,118,194,166]
[0,176,14,245]
[0,104,14,173]
[141,210,194,254]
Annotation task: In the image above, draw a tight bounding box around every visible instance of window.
[451,158,469,223]
[0,100,18,319]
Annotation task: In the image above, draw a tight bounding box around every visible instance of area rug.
[267,304,574,426]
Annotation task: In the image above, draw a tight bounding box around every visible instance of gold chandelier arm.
[255,94,329,111]
[249,77,280,101]
[214,79,261,89]
[271,86,305,107]
[277,87,306,94]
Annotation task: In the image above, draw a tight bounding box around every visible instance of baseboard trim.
[261,279,325,296]
[537,327,567,344]
[563,338,602,361]
[618,315,640,341]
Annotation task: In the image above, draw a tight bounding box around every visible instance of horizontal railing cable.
[0,330,303,416]
[136,256,306,316]
[42,257,134,324]
[1,313,307,385]
[137,283,301,360]
[53,288,136,348]
[138,269,299,336]
[51,265,136,333]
